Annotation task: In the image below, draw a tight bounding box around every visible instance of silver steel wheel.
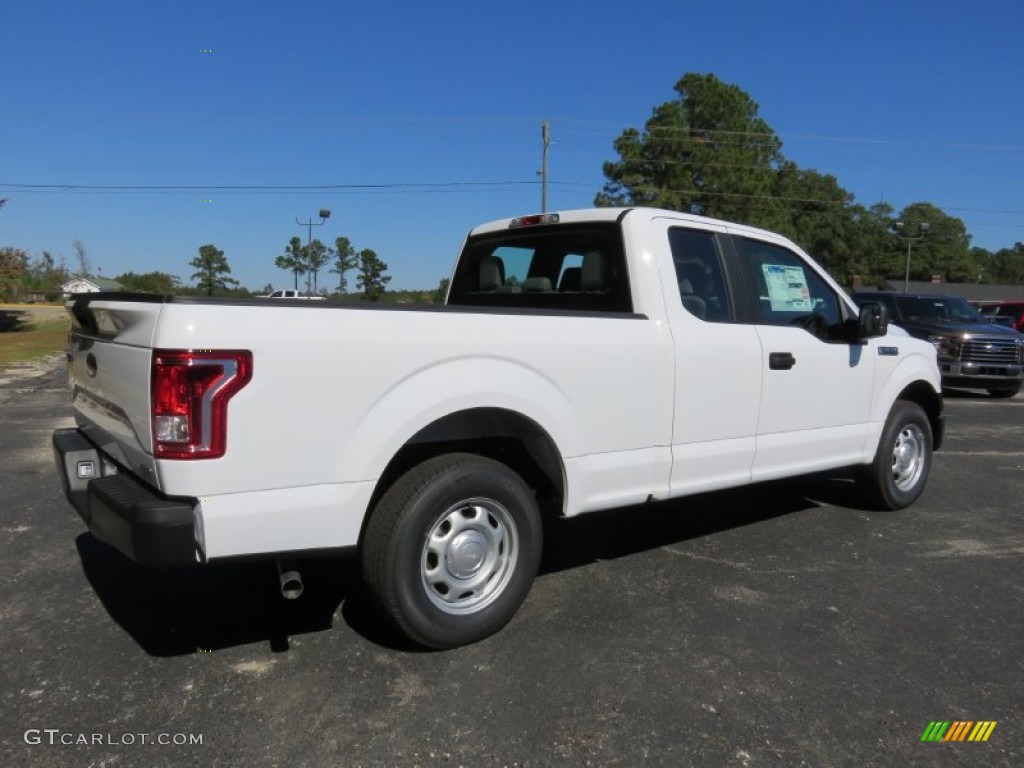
[891,423,926,492]
[420,497,519,616]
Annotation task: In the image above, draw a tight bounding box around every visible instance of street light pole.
[894,220,930,293]
[295,209,331,296]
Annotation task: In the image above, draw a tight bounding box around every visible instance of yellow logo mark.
[922,720,997,742]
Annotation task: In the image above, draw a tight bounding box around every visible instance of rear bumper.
[53,428,199,567]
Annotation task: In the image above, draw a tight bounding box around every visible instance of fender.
[334,355,579,484]
[862,344,942,462]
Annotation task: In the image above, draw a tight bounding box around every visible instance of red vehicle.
[975,300,1024,333]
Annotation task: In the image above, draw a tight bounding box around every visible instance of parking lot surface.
[1,358,1021,767]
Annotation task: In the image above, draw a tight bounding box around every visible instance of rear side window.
[667,227,732,322]
[735,238,844,339]
[447,222,632,313]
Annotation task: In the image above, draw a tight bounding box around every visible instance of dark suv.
[854,292,1024,398]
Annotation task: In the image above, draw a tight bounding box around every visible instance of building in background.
[61,276,125,296]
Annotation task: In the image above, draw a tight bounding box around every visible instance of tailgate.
[67,294,165,487]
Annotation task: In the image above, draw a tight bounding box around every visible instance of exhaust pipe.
[276,560,303,600]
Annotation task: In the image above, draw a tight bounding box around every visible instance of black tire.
[987,385,1020,399]
[362,453,542,649]
[859,400,933,510]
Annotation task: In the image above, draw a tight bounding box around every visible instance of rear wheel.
[362,453,542,649]
[987,385,1020,399]
[859,400,933,510]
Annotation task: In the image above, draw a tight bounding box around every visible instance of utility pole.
[894,220,930,293]
[540,120,550,213]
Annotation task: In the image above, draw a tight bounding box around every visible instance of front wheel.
[859,400,933,510]
[362,453,542,649]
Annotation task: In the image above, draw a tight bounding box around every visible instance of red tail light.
[151,349,252,459]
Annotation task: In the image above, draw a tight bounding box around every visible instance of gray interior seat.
[522,276,554,293]
[678,274,708,320]
[479,255,504,291]
[581,252,604,291]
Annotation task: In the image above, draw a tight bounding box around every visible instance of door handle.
[769,352,796,370]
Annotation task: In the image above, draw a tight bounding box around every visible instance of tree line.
[0,235,433,303]
[119,235,449,303]
[272,235,392,300]
[0,247,70,303]
[597,72,1024,286]
[184,234,398,301]
[0,239,95,302]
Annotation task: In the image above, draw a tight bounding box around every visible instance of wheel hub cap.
[420,498,520,616]
[447,531,488,578]
[892,425,925,491]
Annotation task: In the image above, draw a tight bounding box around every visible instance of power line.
[4,179,1024,228]
[0,181,536,191]
[554,119,1024,153]
[8,105,1024,154]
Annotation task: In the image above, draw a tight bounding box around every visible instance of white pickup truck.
[53,207,944,648]
[263,288,326,300]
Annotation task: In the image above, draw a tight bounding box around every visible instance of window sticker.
[762,264,812,311]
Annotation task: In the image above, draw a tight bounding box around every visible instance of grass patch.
[0,313,70,366]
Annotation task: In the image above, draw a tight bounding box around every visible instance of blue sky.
[2,0,1022,291]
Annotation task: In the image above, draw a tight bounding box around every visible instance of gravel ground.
[1,359,1021,767]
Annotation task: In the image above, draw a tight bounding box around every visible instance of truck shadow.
[942,387,1003,400]
[0,308,29,332]
[539,480,827,573]
[75,535,374,656]
[75,475,860,655]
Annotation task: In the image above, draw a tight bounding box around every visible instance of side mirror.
[857,301,888,340]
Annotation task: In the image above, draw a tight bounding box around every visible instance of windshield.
[895,296,985,322]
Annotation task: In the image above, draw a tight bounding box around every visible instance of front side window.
[736,238,844,339]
